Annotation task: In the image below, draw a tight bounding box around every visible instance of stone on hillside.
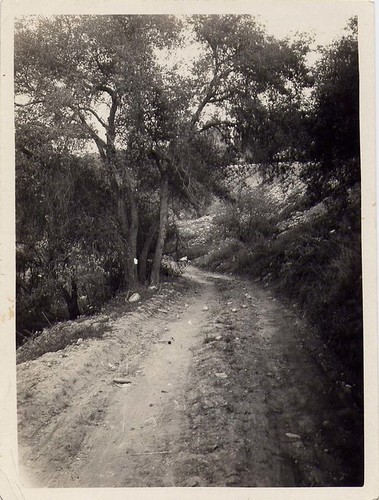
[203,306,209,311]
[231,308,238,313]
[285,432,301,440]
[128,293,141,303]
[113,378,131,385]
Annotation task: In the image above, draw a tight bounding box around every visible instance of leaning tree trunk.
[139,223,157,284]
[150,175,169,286]
[61,279,81,320]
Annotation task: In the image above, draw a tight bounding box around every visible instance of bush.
[16,251,123,345]
[186,243,212,261]
[214,186,278,245]
[196,239,247,272]
[160,256,183,277]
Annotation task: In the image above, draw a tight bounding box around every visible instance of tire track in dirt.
[59,279,216,487]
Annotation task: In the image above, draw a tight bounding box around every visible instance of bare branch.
[172,162,200,209]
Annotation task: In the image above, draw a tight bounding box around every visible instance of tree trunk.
[127,187,139,287]
[139,222,158,284]
[61,279,81,320]
[116,188,138,288]
[150,175,170,285]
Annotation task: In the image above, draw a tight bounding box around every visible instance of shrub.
[196,239,247,272]
[214,185,278,245]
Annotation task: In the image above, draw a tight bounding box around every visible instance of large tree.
[144,15,312,282]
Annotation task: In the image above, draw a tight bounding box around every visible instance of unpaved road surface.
[17,267,363,488]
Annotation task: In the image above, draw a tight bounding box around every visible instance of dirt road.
[17,267,363,487]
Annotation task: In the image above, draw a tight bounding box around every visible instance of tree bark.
[139,222,158,284]
[150,175,170,286]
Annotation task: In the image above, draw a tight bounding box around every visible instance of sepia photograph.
[0,0,377,498]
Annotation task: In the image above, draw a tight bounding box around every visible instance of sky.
[13,1,360,48]
[245,3,358,46]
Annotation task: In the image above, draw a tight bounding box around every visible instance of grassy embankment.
[182,169,363,408]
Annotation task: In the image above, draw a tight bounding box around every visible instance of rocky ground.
[17,266,363,488]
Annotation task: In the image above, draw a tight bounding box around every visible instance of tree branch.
[190,43,234,129]
[96,84,117,100]
[19,145,37,160]
[108,92,119,138]
[199,119,235,133]
[172,163,200,209]
[77,111,107,161]
[79,106,108,130]
[15,99,45,107]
